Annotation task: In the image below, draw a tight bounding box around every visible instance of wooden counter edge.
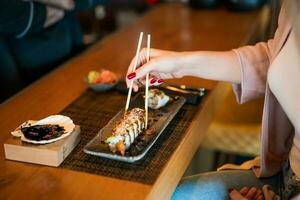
[146,83,233,200]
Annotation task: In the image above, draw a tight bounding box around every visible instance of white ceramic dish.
[88,81,118,92]
[11,115,75,144]
[84,92,185,163]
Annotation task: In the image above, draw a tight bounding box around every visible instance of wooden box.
[4,126,81,167]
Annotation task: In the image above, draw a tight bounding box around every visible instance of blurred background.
[0,0,278,103]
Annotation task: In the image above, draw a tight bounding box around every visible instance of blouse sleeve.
[232,41,272,104]
[232,1,292,104]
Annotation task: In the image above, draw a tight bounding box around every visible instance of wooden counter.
[0,4,265,200]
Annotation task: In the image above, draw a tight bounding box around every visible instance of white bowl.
[88,81,118,92]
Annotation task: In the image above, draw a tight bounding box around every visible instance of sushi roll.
[148,89,170,109]
[105,108,145,155]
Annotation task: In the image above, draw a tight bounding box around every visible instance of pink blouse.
[231,0,297,177]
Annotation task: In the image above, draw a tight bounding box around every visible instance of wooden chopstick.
[145,34,151,129]
[125,32,144,113]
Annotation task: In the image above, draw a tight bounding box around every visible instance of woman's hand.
[229,185,280,200]
[229,187,263,200]
[126,48,189,92]
[29,0,75,28]
[44,6,65,28]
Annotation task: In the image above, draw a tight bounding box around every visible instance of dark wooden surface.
[0,4,264,200]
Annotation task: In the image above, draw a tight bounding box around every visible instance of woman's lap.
[171,170,281,200]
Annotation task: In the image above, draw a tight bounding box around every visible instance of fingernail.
[158,79,164,83]
[127,72,136,80]
[228,188,234,193]
[150,79,156,84]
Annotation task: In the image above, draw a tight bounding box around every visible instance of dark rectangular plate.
[83,92,185,163]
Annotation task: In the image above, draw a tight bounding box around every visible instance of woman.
[126,0,300,199]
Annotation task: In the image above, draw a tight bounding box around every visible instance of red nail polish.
[158,79,164,83]
[228,188,234,193]
[150,79,156,84]
[127,72,136,80]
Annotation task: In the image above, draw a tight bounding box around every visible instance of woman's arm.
[127,43,270,97]
[181,51,241,83]
[32,0,74,10]
[127,49,241,85]
[268,29,300,133]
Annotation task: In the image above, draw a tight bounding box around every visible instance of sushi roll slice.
[105,108,145,155]
[148,89,170,109]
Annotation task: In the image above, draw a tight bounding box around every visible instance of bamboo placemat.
[59,89,200,184]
